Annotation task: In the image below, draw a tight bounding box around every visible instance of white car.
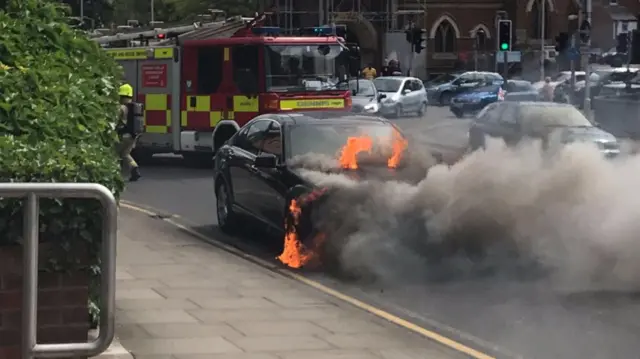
[532,71,599,91]
[373,76,429,118]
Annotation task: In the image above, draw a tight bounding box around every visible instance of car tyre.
[439,92,452,106]
[417,102,427,117]
[216,179,238,234]
[452,108,464,118]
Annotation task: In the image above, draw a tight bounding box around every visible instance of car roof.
[375,76,413,81]
[255,111,389,126]
[504,101,572,107]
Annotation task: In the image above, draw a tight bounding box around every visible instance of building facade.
[258,0,640,78]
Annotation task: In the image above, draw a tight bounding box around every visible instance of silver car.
[373,76,429,118]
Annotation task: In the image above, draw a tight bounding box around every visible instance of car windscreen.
[349,79,376,97]
[373,78,402,92]
[429,73,457,85]
[287,122,407,166]
[520,105,593,127]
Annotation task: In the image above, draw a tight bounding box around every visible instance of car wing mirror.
[377,93,386,101]
[402,89,411,95]
[254,153,278,168]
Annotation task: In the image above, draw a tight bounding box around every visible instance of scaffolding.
[263,0,427,33]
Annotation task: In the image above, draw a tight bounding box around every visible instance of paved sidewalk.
[112,207,468,359]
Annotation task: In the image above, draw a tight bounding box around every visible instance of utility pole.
[570,33,576,103]
[151,0,155,24]
[540,0,546,81]
[583,0,592,117]
[80,0,84,20]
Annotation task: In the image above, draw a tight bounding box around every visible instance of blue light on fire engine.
[310,27,333,35]
[251,27,281,35]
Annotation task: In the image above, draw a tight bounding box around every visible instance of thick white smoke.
[291,139,640,291]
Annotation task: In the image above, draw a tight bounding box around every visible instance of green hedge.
[0,0,124,324]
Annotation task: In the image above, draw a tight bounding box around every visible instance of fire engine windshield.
[265,44,348,92]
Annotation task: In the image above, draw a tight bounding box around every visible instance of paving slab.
[111,207,469,359]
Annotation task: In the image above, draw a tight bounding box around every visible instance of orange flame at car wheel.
[277,199,323,269]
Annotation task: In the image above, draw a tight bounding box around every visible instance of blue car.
[449,84,505,118]
[425,71,504,106]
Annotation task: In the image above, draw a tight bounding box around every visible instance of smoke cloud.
[290,139,640,291]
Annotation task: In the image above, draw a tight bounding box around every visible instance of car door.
[454,73,480,95]
[229,120,271,218]
[469,102,503,148]
[399,79,413,109]
[413,79,428,104]
[407,79,424,110]
[251,121,289,229]
[495,103,522,145]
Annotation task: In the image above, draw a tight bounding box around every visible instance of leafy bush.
[0,0,124,324]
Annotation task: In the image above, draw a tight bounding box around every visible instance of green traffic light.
[500,43,509,50]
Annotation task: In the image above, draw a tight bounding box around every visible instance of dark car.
[213,111,424,251]
[468,102,619,157]
[449,84,504,118]
[425,71,504,106]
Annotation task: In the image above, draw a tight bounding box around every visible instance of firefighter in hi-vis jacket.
[117,84,142,181]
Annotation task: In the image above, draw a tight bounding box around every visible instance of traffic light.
[412,28,427,53]
[405,27,413,43]
[617,32,629,53]
[555,32,569,52]
[497,20,512,51]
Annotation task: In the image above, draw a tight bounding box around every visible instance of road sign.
[567,47,580,61]
[496,51,521,63]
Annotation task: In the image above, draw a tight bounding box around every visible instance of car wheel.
[216,179,238,233]
[452,108,464,118]
[417,102,427,116]
[440,92,452,106]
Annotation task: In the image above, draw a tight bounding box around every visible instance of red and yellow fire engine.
[103,15,353,163]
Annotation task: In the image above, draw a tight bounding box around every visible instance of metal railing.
[0,183,118,359]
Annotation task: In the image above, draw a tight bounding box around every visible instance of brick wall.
[0,245,90,359]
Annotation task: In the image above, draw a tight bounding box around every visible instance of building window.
[434,20,456,53]
[531,0,550,40]
[473,28,488,50]
[609,0,618,5]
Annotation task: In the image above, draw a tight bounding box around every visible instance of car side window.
[458,74,473,83]
[258,122,283,159]
[242,120,271,155]
[412,80,423,91]
[402,80,412,92]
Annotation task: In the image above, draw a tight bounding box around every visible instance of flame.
[338,131,408,170]
[387,130,409,168]
[277,189,329,269]
[338,136,373,169]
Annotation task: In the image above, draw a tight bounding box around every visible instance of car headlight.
[364,103,379,113]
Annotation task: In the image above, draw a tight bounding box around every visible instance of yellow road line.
[119,201,497,359]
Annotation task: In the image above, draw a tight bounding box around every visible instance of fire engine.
[98,14,353,163]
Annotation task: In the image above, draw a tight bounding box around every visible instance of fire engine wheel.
[216,180,238,233]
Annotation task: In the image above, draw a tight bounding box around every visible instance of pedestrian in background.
[116,84,142,181]
[361,63,377,80]
[540,77,554,102]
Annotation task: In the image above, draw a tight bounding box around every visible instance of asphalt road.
[123,106,640,359]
